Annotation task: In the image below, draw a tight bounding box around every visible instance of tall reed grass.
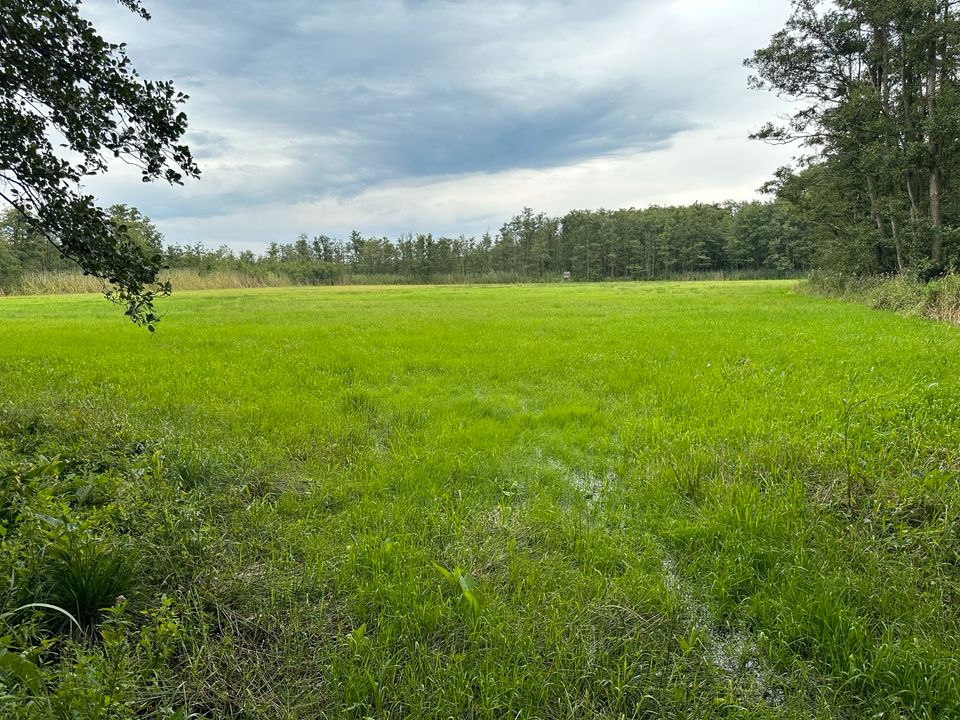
[0,269,291,296]
[806,270,960,325]
[0,267,807,297]
[10,272,107,296]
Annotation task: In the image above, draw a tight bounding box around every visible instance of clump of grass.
[432,561,483,618]
[162,269,291,291]
[15,271,107,295]
[7,269,292,296]
[43,538,136,633]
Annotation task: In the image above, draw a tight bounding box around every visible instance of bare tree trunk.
[930,167,944,262]
[890,211,906,271]
[928,19,944,264]
[867,175,892,269]
[901,49,924,234]
[907,171,921,223]
[867,176,888,239]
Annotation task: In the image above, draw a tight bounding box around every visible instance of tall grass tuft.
[3,267,806,297]
[162,269,290,290]
[42,539,135,633]
[15,271,107,295]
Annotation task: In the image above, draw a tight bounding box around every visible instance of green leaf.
[458,573,482,614]
[34,513,66,528]
[350,623,367,643]
[432,562,455,584]
[0,649,43,694]
[2,603,83,634]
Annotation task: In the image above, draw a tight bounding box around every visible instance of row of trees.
[154,201,814,283]
[0,200,813,288]
[6,1,960,321]
[749,0,960,276]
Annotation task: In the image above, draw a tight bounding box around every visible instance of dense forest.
[0,200,812,289]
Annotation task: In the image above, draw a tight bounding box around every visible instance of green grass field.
[2,281,959,719]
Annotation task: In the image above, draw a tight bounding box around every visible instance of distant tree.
[312,235,334,263]
[0,208,58,276]
[348,230,364,265]
[0,0,198,328]
[0,209,24,286]
[109,204,164,255]
[291,234,307,258]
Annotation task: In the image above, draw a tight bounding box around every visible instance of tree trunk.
[867,176,887,239]
[930,167,943,263]
[901,49,923,233]
[927,22,944,264]
[907,170,921,223]
[890,211,905,272]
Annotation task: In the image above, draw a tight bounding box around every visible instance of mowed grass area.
[2,281,960,719]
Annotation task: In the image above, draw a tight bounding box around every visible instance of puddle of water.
[537,448,795,711]
[543,455,615,505]
[661,553,790,709]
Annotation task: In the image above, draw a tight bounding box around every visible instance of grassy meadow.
[1,280,959,718]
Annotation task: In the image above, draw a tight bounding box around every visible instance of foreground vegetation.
[1,282,958,718]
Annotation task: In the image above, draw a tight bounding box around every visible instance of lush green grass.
[1,281,959,718]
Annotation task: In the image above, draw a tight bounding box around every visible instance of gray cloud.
[80,0,796,242]
[184,130,233,160]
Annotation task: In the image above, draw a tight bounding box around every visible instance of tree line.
[0,200,814,289]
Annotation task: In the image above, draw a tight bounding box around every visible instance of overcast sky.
[83,0,796,251]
